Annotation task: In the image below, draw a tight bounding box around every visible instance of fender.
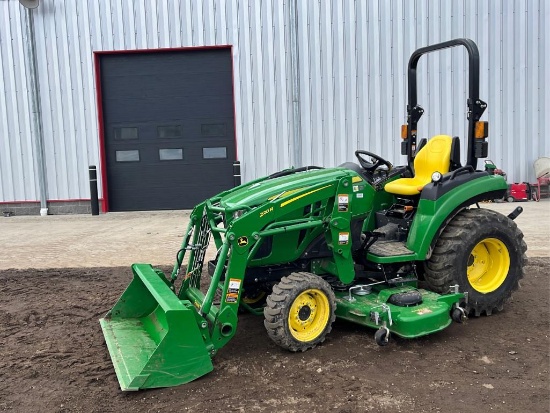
[406,173,507,259]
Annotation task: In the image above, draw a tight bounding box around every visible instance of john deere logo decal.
[237,236,248,247]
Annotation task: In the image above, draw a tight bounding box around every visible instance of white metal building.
[0,0,548,213]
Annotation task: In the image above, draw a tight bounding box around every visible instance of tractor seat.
[384,135,452,196]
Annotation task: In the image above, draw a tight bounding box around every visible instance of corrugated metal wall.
[0,0,548,204]
[297,0,549,180]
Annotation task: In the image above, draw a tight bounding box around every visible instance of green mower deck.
[334,284,465,340]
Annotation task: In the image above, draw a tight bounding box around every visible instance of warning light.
[475,121,489,139]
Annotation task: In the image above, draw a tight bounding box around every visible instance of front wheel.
[424,208,527,316]
[264,272,336,352]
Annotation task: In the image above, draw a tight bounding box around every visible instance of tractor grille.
[188,211,212,290]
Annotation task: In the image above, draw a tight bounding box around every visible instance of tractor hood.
[218,167,356,210]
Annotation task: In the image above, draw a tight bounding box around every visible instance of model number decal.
[259,207,274,218]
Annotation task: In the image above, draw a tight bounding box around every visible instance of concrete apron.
[0,200,548,270]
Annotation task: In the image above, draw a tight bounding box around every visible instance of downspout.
[289,0,302,168]
[24,6,48,216]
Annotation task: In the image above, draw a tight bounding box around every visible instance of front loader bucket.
[99,264,213,391]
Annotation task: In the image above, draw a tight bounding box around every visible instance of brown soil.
[1,260,549,413]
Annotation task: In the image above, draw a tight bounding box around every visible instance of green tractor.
[100,38,527,391]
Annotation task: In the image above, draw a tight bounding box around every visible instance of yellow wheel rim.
[467,238,510,293]
[288,289,330,342]
[243,291,266,305]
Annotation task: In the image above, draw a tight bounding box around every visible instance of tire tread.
[264,272,336,352]
[424,208,527,316]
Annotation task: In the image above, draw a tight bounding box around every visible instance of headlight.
[431,171,442,183]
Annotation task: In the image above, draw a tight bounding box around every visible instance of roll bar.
[404,38,487,170]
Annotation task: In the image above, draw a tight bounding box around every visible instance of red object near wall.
[506,183,530,202]
[531,177,550,201]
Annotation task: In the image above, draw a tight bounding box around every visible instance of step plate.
[369,240,413,256]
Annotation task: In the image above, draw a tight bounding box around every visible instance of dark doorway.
[99,48,236,211]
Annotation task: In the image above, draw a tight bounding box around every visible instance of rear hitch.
[507,206,523,220]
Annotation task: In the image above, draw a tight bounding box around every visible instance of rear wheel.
[424,208,527,316]
[264,272,336,352]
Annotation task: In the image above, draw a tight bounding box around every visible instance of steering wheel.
[355,150,393,173]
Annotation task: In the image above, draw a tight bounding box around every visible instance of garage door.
[99,48,236,211]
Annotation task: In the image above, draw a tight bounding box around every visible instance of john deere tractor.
[100,39,527,391]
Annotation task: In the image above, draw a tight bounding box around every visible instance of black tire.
[424,208,527,316]
[264,272,336,352]
[507,196,515,203]
[374,328,390,346]
[451,306,467,323]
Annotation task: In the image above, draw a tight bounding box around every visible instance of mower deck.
[334,284,464,339]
